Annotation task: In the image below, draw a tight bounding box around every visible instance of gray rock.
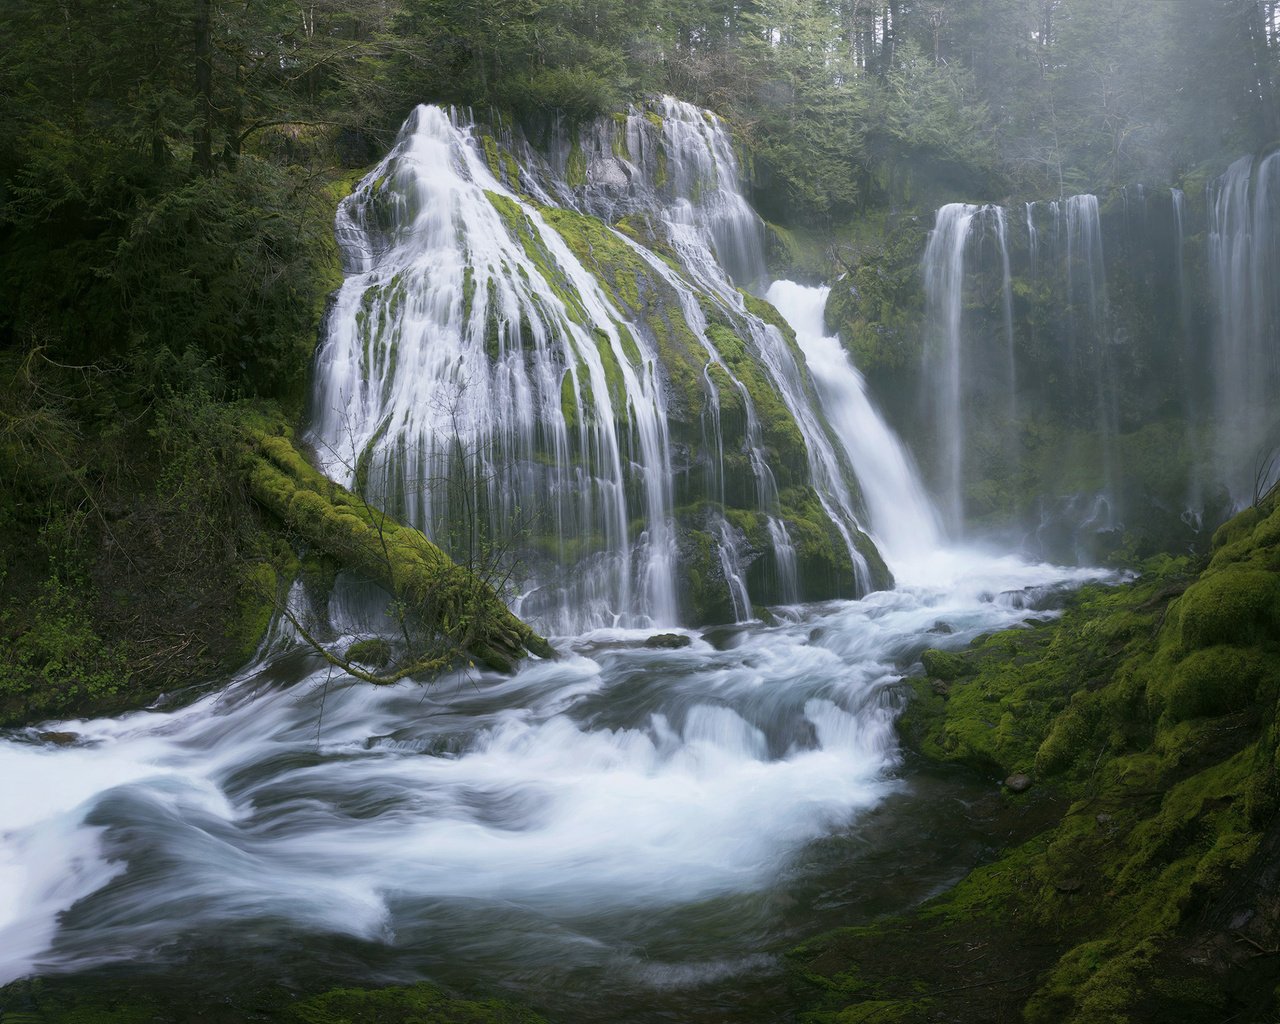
[1004,772,1033,793]
[645,632,692,649]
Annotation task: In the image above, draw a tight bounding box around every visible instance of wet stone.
[1004,773,1033,793]
[645,632,692,649]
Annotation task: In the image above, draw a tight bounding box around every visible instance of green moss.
[290,983,547,1024]
[480,134,504,180]
[1171,568,1280,652]
[921,648,970,681]
[1155,644,1269,721]
[228,561,279,662]
[560,370,580,431]
[345,637,392,668]
[566,132,586,188]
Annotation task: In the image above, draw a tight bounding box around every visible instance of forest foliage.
[3,0,1279,385]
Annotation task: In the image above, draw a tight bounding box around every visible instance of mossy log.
[239,415,555,673]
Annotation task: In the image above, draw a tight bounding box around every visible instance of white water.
[766,281,942,575]
[0,555,1102,998]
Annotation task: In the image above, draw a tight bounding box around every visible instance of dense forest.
[3,2,1280,1023]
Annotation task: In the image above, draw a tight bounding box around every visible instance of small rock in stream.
[645,633,692,649]
[1004,772,1033,793]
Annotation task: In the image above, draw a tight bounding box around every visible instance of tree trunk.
[194,0,213,173]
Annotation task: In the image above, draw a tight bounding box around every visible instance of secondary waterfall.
[767,281,942,575]
[909,166,1280,555]
[1207,152,1280,505]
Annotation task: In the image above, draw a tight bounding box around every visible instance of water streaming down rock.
[311,100,885,632]
[916,194,1128,549]
[767,281,942,578]
[311,105,669,633]
[1207,152,1280,505]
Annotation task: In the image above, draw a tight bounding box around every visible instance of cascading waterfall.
[311,98,886,631]
[1063,193,1117,522]
[919,193,1127,548]
[922,204,977,532]
[910,164,1280,555]
[767,281,942,577]
[1207,152,1280,506]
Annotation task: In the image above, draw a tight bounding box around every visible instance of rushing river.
[1,553,1100,1021]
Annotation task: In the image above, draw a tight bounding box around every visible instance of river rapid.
[1,552,1101,1021]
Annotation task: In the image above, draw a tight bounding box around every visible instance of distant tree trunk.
[194,0,214,173]
[1248,0,1280,137]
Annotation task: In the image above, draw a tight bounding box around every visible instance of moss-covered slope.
[793,490,1280,1023]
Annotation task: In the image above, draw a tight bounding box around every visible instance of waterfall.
[310,100,885,632]
[310,106,676,634]
[922,204,979,532]
[1207,152,1280,506]
[767,281,942,574]
[1063,194,1116,520]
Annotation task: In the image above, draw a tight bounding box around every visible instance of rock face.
[307,100,889,636]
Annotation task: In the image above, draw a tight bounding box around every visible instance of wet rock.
[930,679,951,697]
[1096,813,1113,826]
[928,621,955,635]
[38,731,78,746]
[1004,773,1033,793]
[645,633,692,649]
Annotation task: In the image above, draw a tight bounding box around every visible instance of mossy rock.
[1152,644,1270,722]
[921,648,971,681]
[238,412,554,671]
[1170,568,1280,653]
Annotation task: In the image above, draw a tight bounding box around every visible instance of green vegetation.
[0,355,292,727]
[796,489,1280,1023]
[289,983,548,1024]
[241,412,554,674]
